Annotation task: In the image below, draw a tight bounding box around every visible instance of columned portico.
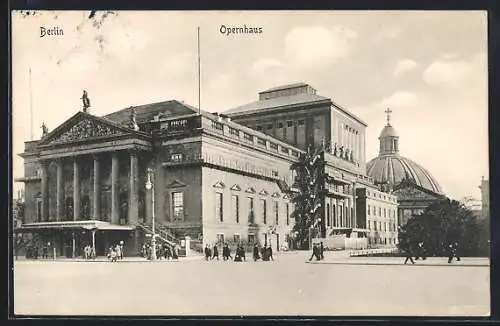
[111,153,120,224]
[56,160,64,221]
[73,158,80,221]
[93,156,100,220]
[41,160,49,222]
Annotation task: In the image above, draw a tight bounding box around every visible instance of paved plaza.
[13,251,490,317]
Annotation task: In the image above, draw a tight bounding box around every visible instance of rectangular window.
[286,203,290,225]
[367,205,371,215]
[216,233,225,245]
[248,197,255,224]
[379,221,382,230]
[248,233,255,244]
[378,207,381,216]
[229,127,239,136]
[372,206,376,215]
[171,153,183,162]
[216,192,223,222]
[243,133,253,142]
[287,121,294,127]
[276,122,284,129]
[298,119,305,126]
[274,201,279,225]
[374,221,377,231]
[261,199,267,224]
[231,195,239,223]
[172,192,184,222]
[326,203,330,227]
[384,208,387,218]
[234,233,241,243]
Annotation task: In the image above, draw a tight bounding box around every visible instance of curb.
[306,261,489,267]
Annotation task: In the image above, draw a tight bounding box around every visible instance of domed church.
[366,109,446,226]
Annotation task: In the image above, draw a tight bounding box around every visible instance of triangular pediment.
[230,184,241,191]
[259,189,269,196]
[40,112,136,146]
[245,187,256,194]
[392,184,443,201]
[213,181,226,189]
[166,179,187,188]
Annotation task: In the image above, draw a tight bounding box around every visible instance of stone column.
[73,158,80,221]
[111,153,120,224]
[145,185,152,224]
[56,160,64,221]
[128,151,139,225]
[93,156,100,220]
[40,160,49,222]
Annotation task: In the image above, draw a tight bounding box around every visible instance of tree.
[289,145,326,249]
[398,198,489,257]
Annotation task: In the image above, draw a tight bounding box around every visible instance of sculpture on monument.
[129,107,140,131]
[41,122,48,137]
[81,90,91,112]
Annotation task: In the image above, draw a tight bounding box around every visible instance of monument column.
[56,159,64,221]
[128,151,139,225]
[93,155,101,220]
[111,153,120,224]
[73,158,80,221]
[40,160,49,222]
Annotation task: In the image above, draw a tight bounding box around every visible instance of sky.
[11,10,488,201]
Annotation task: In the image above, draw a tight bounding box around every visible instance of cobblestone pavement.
[13,251,490,316]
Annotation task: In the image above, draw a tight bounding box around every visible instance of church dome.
[379,124,398,138]
[367,108,443,194]
[366,155,443,194]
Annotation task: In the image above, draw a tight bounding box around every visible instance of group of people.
[106,242,124,262]
[204,243,275,262]
[141,242,179,260]
[309,242,325,261]
[83,244,96,260]
[401,241,462,264]
[253,243,274,261]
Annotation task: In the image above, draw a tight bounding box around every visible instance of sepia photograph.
[10,10,490,317]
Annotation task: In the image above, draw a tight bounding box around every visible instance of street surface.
[13,251,490,316]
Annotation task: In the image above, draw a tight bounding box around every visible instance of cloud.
[250,58,284,76]
[378,91,419,109]
[422,58,474,87]
[284,26,357,69]
[393,59,418,76]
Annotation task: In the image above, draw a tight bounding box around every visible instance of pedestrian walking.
[172,245,179,260]
[447,242,461,263]
[403,243,415,265]
[266,245,274,261]
[253,243,260,261]
[414,242,427,261]
[212,244,219,260]
[204,244,211,261]
[320,242,325,260]
[309,243,319,261]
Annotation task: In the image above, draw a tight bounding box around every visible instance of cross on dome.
[385,108,392,125]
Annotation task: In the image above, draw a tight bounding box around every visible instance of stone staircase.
[135,222,190,257]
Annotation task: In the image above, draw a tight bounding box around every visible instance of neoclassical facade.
[17,83,393,256]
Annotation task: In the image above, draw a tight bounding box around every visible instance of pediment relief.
[245,187,256,194]
[213,181,226,189]
[166,179,187,188]
[259,190,269,196]
[44,115,128,145]
[393,186,439,201]
[230,184,241,191]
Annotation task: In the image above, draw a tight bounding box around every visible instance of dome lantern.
[378,108,399,155]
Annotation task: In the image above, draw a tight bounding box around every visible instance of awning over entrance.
[17,220,136,232]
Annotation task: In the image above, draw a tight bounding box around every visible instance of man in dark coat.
[414,242,427,261]
[204,244,211,261]
[212,244,219,260]
[309,243,319,261]
[253,243,260,261]
[402,242,415,265]
[266,245,274,261]
[447,242,461,263]
[320,242,325,260]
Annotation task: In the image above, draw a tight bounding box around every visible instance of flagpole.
[29,68,34,140]
[197,26,201,114]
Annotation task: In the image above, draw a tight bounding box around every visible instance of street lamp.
[145,168,156,261]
